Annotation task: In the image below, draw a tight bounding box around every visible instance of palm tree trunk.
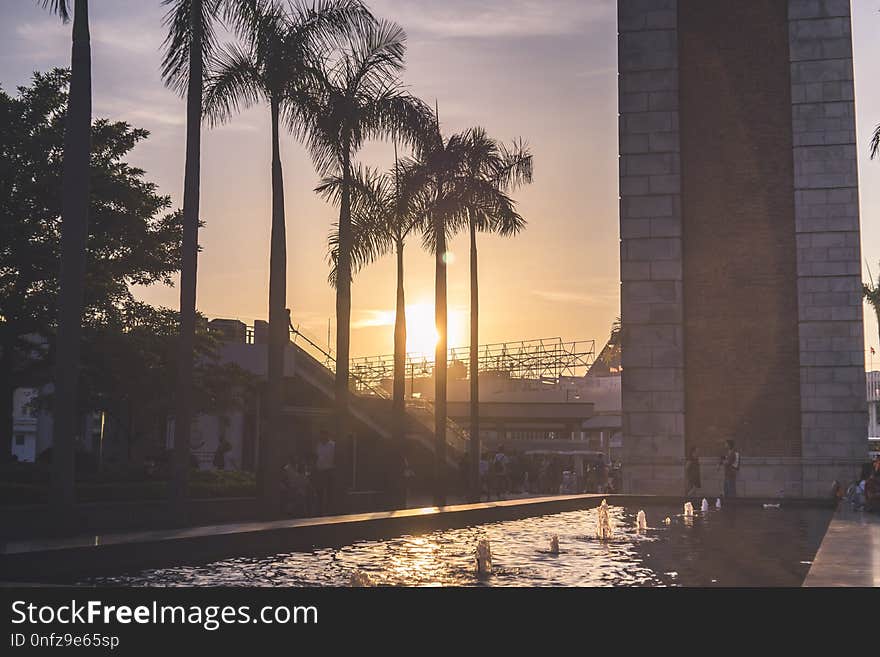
[171,0,202,511]
[51,0,91,514]
[392,238,407,506]
[1,334,15,462]
[434,217,447,506]
[1,349,15,463]
[263,97,287,516]
[468,217,480,502]
[335,140,353,453]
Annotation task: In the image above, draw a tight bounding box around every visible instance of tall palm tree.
[161,0,224,510]
[317,160,423,505]
[403,128,472,506]
[202,0,371,512]
[404,126,531,505]
[460,128,532,502]
[297,19,432,449]
[871,124,879,160]
[39,0,91,512]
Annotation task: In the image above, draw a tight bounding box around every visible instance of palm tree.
[403,128,472,506]
[865,263,880,351]
[317,159,423,505]
[403,126,532,505]
[39,0,91,512]
[297,19,432,449]
[871,124,879,160]
[202,0,370,512]
[459,128,532,501]
[161,0,225,510]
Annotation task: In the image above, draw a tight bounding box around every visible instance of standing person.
[479,452,490,500]
[493,445,509,499]
[597,458,609,494]
[213,435,231,471]
[314,430,336,515]
[685,447,701,496]
[719,439,740,498]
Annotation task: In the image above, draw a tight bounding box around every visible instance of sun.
[405,303,440,357]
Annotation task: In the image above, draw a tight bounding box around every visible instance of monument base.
[624,456,865,499]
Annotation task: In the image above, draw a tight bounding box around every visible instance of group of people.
[477,446,512,500]
[839,456,880,512]
[470,449,619,501]
[280,430,336,517]
[685,439,741,498]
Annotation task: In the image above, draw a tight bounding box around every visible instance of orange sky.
[2,0,878,363]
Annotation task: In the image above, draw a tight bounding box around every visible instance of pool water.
[84,503,832,587]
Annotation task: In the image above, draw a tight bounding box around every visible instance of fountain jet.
[596,499,614,540]
[476,539,493,576]
[636,510,647,531]
[716,498,722,509]
[350,571,375,587]
[549,535,560,554]
[684,501,694,517]
[701,498,709,513]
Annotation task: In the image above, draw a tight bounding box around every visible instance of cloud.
[90,20,163,56]
[532,286,618,306]
[370,0,615,39]
[351,309,395,329]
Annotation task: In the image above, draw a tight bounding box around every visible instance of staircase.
[288,322,468,466]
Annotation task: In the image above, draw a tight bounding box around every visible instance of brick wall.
[678,0,803,458]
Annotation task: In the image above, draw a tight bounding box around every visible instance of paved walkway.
[803,506,880,587]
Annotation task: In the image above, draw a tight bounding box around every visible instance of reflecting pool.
[83,503,832,587]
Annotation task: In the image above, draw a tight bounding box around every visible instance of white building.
[868,371,879,458]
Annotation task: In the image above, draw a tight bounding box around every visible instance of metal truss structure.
[349,337,596,388]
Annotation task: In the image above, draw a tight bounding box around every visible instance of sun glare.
[405,303,440,357]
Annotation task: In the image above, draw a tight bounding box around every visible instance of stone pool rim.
[0,494,834,584]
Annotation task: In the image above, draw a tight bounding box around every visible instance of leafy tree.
[0,69,182,469]
[78,303,256,472]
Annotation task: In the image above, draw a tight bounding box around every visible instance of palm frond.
[37,0,70,22]
[343,18,406,96]
[202,43,264,125]
[871,123,880,160]
[323,165,395,286]
[161,0,223,96]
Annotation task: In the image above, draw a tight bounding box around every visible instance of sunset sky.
[2,0,878,363]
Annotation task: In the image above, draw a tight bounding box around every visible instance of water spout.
[663,517,671,525]
[716,498,722,509]
[476,538,493,576]
[596,499,614,539]
[636,510,647,531]
[549,535,560,554]
[350,570,375,587]
[684,501,694,517]
[701,498,709,513]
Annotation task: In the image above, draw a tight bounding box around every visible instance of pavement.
[803,505,880,587]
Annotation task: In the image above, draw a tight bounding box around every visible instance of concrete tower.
[618,0,867,497]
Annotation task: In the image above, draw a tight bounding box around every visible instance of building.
[11,386,108,465]
[868,371,880,457]
[618,0,867,497]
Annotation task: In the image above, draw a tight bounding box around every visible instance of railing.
[287,320,469,456]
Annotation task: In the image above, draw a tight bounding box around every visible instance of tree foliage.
[0,70,253,454]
